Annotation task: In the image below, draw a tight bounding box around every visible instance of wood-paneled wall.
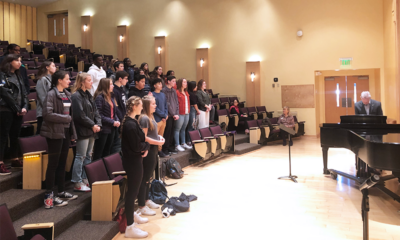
[0,1,37,47]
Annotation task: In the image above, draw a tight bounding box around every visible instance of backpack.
[162,158,184,179]
[148,179,168,204]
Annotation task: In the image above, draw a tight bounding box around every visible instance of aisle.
[114,137,400,240]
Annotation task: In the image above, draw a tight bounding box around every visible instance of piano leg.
[361,189,370,240]
[322,147,330,174]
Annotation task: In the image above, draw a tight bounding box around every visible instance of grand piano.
[320,115,400,240]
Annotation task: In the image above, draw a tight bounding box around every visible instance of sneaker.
[74,182,91,192]
[175,145,185,152]
[125,223,148,238]
[136,206,156,216]
[145,200,160,209]
[169,148,178,154]
[58,191,78,201]
[53,197,68,207]
[186,142,192,147]
[182,143,192,150]
[82,179,89,187]
[44,192,54,209]
[0,163,11,175]
[158,151,167,158]
[134,212,149,224]
[11,160,23,168]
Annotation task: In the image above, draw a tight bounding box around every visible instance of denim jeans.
[71,137,95,183]
[174,114,189,146]
[186,106,197,143]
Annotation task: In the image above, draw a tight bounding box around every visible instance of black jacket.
[354,99,383,116]
[121,117,150,159]
[0,55,30,93]
[95,93,119,134]
[71,89,102,139]
[129,87,147,98]
[113,84,127,121]
[0,71,28,113]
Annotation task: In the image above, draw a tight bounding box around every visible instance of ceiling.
[2,0,59,7]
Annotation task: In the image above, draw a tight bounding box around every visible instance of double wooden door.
[325,76,369,123]
[47,13,68,44]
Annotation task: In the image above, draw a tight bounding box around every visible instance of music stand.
[278,124,297,183]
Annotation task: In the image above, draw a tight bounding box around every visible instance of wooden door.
[48,13,68,44]
[325,76,347,123]
[346,76,369,115]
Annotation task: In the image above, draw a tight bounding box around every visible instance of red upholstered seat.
[19,135,48,154]
[103,153,124,179]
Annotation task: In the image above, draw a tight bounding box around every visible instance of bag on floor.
[114,207,127,233]
[149,179,169,204]
[163,158,184,179]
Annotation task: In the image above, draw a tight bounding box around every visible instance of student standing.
[196,79,214,128]
[41,71,78,208]
[110,61,124,82]
[0,54,28,174]
[152,78,169,157]
[136,96,165,216]
[161,76,179,154]
[87,54,106,96]
[186,81,200,143]
[71,73,101,192]
[121,96,150,238]
[129,75,151,98]
[93,78,120,161]
[36,61,57,134]
[174,78,192,151]
[111,71,129,154]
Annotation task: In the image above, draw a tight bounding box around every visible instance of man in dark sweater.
[128,75,151,98]
[152,78,169,157]
[161,76,179,154]
[110,71,129,154]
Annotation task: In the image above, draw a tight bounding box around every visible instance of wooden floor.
[114,137,400,240]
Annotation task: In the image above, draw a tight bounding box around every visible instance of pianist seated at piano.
[354,91,383,115]
[277,106,295,146]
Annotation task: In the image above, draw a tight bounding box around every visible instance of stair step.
[235,143,261,155]
[235,134,249,145]
[56,220,119,240]
[0,168,22,193]
[0,189,45,221]
[160,150,193,169]
[13,190,91,237]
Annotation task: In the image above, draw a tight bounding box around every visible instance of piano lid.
[340,115,387,124]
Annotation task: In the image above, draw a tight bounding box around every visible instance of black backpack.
[148,179,168,204]
[162,158,184,179]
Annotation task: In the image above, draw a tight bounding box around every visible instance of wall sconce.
[27,42,31,45]
[200,58,204,67]
[251,72,255,82]
[83,24,88,32]
[119,35,124,42]
[158,46,162,54]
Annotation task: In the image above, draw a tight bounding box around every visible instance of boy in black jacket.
[110,71,129,154]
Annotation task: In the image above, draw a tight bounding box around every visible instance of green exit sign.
[340,57,352,66]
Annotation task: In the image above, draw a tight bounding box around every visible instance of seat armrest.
[249,127,259,130]
[258,111,266,113]
[192,139,205,143]
[268,111,274,113]
[230,114,238,116]
[203,136,215,139]
[92,180,115,186]
[112,171,126,176]
[214,133,225,136]
[298,121,305,123]
[22,222,54,230]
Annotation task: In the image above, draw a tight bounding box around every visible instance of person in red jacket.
[174,78,192,152]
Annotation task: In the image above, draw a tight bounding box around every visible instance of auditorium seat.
[28,92,37,110]
[247,120,261,144]
[199,128,221,157]
[103,153,125,179]
[256,119,273,144]
[22,109,37,135]
[0,204,46,240]
[24,60,38,69]
[19,135,48,189]
[217,109,238,131]
[247,107,258,120]
[211,98,220,110]
[188,130,211,160]
[219,97,230,109]
[84,160,123,221]
[0,40,9,45]
[229,96,245,108]
[256,106,273,119]
[206,89,219,98]
[103,55,113,61]
[209,125,235,152]
[293,116,305,136]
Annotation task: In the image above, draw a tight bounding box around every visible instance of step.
[235,143,261,155]
[56,220,119,240]
[0,168,22,193]
[160,150,193,169]
[0,189,45,221]
[235,134,249,145]
[13,190,91,237]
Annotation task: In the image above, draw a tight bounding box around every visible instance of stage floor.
[114,137,400,240]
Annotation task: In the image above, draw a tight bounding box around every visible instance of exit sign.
[340,57,352,66]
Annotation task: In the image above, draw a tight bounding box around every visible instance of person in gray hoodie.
[87,54,106,96]
[161,75,179,155]
[36,61,56,134]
